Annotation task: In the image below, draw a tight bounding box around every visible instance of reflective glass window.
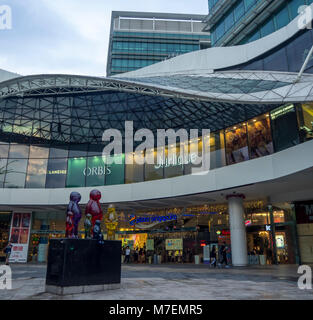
[275,6,290,29]
[164,144,184,179]
[86,156,106,187]
[286,31,313,72]
[4,159,28,188]
[260,19,275,37]
[29,146,49,159]
[66,158,86,188]
[210,131,226,169]
[25,159,48,188]
[8,144,29,159]
[270,104,300,152]
[184,138,203,175]
[125,152,144,184]
[45,158,67,188]
[0,158,8,187]
[0,144,9,159]
[145,147,164,181]
[105,154,125,185]
[225,124,249,165]
[263,47,288,71]
[247,114,274,159]
[234,1,245,21]
[49,146,69,158]
[297,103,313,142]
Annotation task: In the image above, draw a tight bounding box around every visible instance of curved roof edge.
[115,5,312,78]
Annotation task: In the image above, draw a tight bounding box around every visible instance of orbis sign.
[83,166,111,176]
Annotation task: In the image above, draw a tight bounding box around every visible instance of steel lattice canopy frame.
[1,71,313,104]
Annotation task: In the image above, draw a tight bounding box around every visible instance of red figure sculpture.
[65,211,74,238]
[85,189,103,230]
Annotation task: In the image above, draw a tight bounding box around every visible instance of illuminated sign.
[245,220,252,226]
[129,214,177,226]
[270,104,294,120]
[83,166,111,176]
[154,152,198,169]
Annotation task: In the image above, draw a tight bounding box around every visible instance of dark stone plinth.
[45,239,121,292]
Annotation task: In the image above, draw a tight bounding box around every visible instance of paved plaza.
[0,263,313,300]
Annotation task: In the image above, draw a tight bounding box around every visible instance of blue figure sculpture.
[93,220,104,244]
[66,192,82,238]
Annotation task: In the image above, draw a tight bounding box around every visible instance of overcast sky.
[0,0,208,77]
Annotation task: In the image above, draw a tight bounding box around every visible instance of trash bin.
[194,255,200,265]
[153,254,158,264]
[157,255,162,264]
[148,256,152,264]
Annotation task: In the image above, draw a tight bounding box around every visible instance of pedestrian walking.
[210,245,217,268]
[124,246,131,264]
[219,242,228,267]
[4,242,12,265]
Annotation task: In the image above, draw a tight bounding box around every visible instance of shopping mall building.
[0,9,313,266]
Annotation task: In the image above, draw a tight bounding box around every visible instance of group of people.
[209,242,231,268]
[123,246,147,264]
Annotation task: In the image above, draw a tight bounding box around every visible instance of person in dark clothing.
[210,245,217,268]
[219,242,228,266]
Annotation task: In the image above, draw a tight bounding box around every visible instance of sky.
[0,0,208,77]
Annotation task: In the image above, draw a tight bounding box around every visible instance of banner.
[165,238,183,251]
[9,213,32,263]
[146,239,154,251]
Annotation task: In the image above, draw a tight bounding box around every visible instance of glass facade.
[218,28,313,74]
[109,32,209,75]
[209,0,313,47]
[0,102,311,188]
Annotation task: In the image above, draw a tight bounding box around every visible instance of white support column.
[227,194,248,267]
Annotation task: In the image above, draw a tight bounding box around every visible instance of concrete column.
[227,194,248,267]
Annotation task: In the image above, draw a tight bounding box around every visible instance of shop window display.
[247,114,273,159]
[225,124,249,165]
[297,103,313,142]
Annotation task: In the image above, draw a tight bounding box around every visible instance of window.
[45,158,67,188]
[264,47,288,71]
[260,19,275,37]
[86,156,106,187]
[275,6,290,30]
[297,103,313,142]
[247,114,273,159]
[105,154,125,185]
[4,159,28,188]
[210,131,226,169]
[25,159,48,188]
[234,1,245,22]
[270,104,300,152]
[225,124,249,165]
[66,158,86,187]
[125,152,144,184]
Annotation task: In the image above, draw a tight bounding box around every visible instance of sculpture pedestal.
[45,239,121,295]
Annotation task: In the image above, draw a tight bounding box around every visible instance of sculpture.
[93,220,104,244]
[104,204,119,240]
[66,192,82,238]
[85,189,103,232]
[65,211,74,238]
[84,214,92,239]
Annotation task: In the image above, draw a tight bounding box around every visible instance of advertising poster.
[9,213,32,263]
[146,239,154,251]
[165,238,183,251]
